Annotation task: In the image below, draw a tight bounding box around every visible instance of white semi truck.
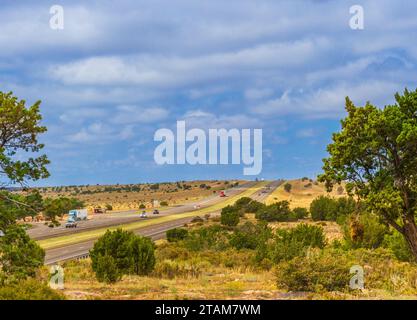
[65,209,88,228]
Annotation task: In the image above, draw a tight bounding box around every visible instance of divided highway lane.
[44,180,282,265]
[29,181,257,241]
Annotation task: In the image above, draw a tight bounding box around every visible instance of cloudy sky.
[1,0,417,186]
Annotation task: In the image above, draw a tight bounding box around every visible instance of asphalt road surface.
[44,180,282,265]
[29,181,257,241]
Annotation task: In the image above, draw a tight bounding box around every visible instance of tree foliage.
[0,225,45,281]
[319,89,417,260]
[0,91,49,185]
[42,197,84,221]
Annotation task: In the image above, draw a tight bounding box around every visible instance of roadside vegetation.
[60,89,417,300]
[2,89,417,300]
[61,200,417,299]
[0,91,64,299]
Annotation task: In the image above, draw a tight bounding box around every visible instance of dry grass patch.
[266,179,347,208]
[62,259,278,300]
[268,219,344,243]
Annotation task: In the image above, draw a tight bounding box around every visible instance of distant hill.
[266,178,347,208]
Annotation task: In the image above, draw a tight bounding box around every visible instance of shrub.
[310,196,337,221]
[129,236,156,275]
[89,229,156,282]
[287,224,327,248]
[255,201,292,222]
[235,197,252,208]
[94,255,121,283]
[245,200,265,214]
[153,259,202,279]
[160,201,168,207]
[191,216,204,223]
[90,229,133,275]
[0,225,45,280]
[184,225,229,251]
[283,183,292,193]
[310,196,356,222]
[383,231,413,262]
[275,250,351,292]
[0,278,65,300]
[230,221,272,250]
[139,203,146,209]
[292,207,308,219]
[269,224,326,263]
[220,208,240,227]
[105,204,113,211]
[156,243,190,261]
[166,228,189,242]
[335,197,357,222]
[343,213,389,249]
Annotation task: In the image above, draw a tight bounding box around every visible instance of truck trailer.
[68,209,88,221]
[65,209,88,228]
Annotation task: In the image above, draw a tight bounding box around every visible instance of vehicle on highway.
[65,220,77,228]
[64,209,87,228]
[153,209,160,215]
[219,191,226,197]
[93,208,106,214]
[68,209,88,221]
[140,211,148,218]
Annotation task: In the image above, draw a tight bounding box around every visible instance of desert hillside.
[266,178,347,208]
[22,180,244,211]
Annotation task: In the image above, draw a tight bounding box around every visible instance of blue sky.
[1,0,417,186]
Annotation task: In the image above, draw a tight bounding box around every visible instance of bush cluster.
[342,213,389,249]
[220,198,266,227]
[310,196,356,222]
[255,201,309,222]
[266,224,327,263]
[89,229,156,283]
[166,228,189,242]
[275,249,351,292]
[183,225,230,251]
[0,278,65,300]
[230,221,272,250]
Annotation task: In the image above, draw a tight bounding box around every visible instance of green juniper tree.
[0,91,49,279]
[319,89,417,260]
[0,92,49,186]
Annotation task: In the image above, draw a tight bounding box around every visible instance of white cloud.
[111,105,169,124]
[244,88,274,100]
[296,128,317,138]
[182,109,263,129]
[59,108,107,124]
[66,121,135,144]
[252,81,404,118]
[49,38,330,88]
